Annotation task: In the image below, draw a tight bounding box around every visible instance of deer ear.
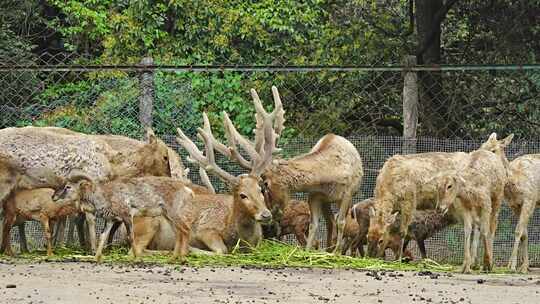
[368,206,376,218]
[487,132,497,142]
[501,134,514,147]
[145,128,157,144]
[167,148,187,181]
[386,212,398,225]
[456,174,467,186]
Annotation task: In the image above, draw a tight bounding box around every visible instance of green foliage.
[47,0,396,65]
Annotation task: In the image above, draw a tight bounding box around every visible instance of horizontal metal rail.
[0,64,539,73]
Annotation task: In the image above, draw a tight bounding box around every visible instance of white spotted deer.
[219,86,363,253]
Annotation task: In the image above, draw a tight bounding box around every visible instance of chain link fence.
[1,54,540,266]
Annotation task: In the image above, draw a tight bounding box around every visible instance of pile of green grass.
[0,240,456,272]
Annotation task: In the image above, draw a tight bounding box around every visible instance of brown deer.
[432,149,506,273]
[504,154,540,273]
[367,133,512,260]
[220,86,363,253]
[172,111,273,253]
[1,187,85,256]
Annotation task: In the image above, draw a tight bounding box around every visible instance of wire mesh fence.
[1,55,540,266]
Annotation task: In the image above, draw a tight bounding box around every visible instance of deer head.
[367,205,397,258]
[479,133,514,167]
[176,107,275,224]
[219,86,286,211]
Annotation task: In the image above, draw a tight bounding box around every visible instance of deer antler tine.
[252,110,276,176]
[271,86,285,139]
[197,128,238,185]
[176,128,206,165]
[250,88,268,118]
[176,127,238,186]
[199,167,216,194]
[223,111,260,168]
[202,112,232,158]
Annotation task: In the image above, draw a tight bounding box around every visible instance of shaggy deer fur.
[384,209,458,259]
[1,126,188,251]
[339,205,363,256]
[352,198,412,259]
[433,149,507,273]
[55,175,195,262]
[504,154,540,273]
[218,87,363,253]
[0,126,186,182]
[0,153,66,253]
[133,176,270,255]
[159,109,274,254]
[0,153,65,205]
[367,133,513,260]
[1,188,85,256]
[262,199,312,246]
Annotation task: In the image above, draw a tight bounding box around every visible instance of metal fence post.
[402,55,418,154]
[139,57,154,130]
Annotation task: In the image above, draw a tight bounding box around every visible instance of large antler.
[222,86,285,176]
[176,124,239,186]
[198,167,216,194]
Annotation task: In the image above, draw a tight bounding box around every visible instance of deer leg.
[17,221,29,254]
[85,213,97,253]
[171,221,190,263]
[321,203,335,252]
[41,217,53,257]
[75,214,88,249]
[480,210,493,272]
[199,231,227,254]
[350,235,362,257]
[358,235,366,257]
[306,195,322,250]
[52,216,66,247]
[397,209,413,261]
[518,229,529,274]
[66,215,76,245]
[107,221,122,246]
[461,213,473,274]
[471,225,480,269]
[334,193,352,255]
[508,200,533,272]
[416,238,426,260]
[131,217,159,259]
[293,225,307,247]
[1,212,16,255]
[189,246,215,255]
[95,220,115,263]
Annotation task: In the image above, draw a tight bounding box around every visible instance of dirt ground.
[1,262,539,304]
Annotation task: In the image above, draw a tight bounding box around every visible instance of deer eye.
[240,193,248,199]
[447,184,452,189]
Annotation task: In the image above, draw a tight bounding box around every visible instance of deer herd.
[0,86,538,274]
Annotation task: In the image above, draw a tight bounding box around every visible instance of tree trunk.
[415,0,450,138]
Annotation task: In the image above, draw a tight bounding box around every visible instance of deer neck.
[82,184,107,211]
[231,199,262,246]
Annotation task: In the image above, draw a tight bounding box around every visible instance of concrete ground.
[1,262,539,304]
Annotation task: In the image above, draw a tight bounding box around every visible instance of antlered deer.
[173,111,273,253]
[220,86,363,253]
